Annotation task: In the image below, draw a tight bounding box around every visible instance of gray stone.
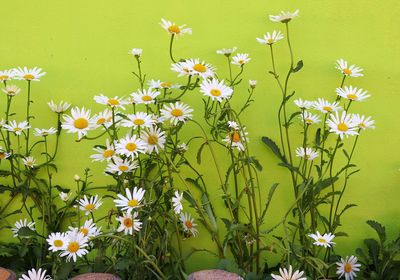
[188,269,243,280]
[0,268,16,280]
[70,273,121,280]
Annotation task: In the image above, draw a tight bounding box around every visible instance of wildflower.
[19,268,52,280]
[313,98,342,113]
[336,256,361,280]
[160,102,193,125]
[0,69,15,82]
[271,265,306,280]
[172,191,183,214]
[3,120,30,135]
[47,232,68,252]
[11,219,35,237]
[327,111,358,139]
[336,86,370,102]
[106,157,138,175]
[48,100,71,113]
[94,94,128,109]
[129,48,142,58]
[231,53,251,66]
[200,78,233,102]
[115,134,147,159]
[78,195,102,215]
[22,157,36,168]
[59,231,89,262]
[120,112,154,129]
[13,66,46,81]
[116,212,142,235]
[336,59,363,77]
[2,85,21,96]
[269,10,300,23]
[294,98,313,110]
[256,31,284,45]
[249,80,257,89]
[308,231,335,248]
[114,187,145,213]
[131,89,161,105]
[34,127,57,137]
[61,107,95,139]
[180,212,198,236]
[59,192,71,202]
[295,147,319,161]
[300,111,321,125]
[216,47,237,56]
[351,114,375,130]
[90,139,116,162]
[140,126,166,154]
[160,18,192,37]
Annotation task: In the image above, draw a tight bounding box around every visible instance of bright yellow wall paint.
[1,0,399,273]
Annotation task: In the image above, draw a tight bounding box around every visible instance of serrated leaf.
[261,136,286,163]
[367,220,386,244]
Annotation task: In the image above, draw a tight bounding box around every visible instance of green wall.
[1,0,399,272]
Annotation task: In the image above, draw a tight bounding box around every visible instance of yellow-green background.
[1,0,399,273]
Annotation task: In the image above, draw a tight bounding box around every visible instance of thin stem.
[169,34,176,63]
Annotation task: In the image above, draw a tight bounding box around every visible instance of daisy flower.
[147,79,178,90]
[94,94,128,109]
[227,121,240,130]
[295,147,319,161]
[76,219,101,238]
[308,231,335,248]
[336,255,361,280]
[249,80,257,88]
[216,47,237,56]
[336,59,363,77]
[115,134,147,158]
[160,18,192,37]
[300,111,321,125]
[327,111,358,139]
[223,123,249,152]
[171,62,193,77]
[231,53,251,66]
[116,212,142,235]
[336,86,370,102]
[184,59,216,79]
[0,147,10,160]
[140,126,166,154]
[351,114,375,130]
[294,98,313,110]
[11,219,35,237]
[19,268,52,280]
[60,231,89,262]
[22,157,36,168]
[313,98,342,113]
[48,100,71,113]
[2,85,21,96]
[256,31,284,45]
[120,112,154,129]
[269,10,300,23]
[93,109,114,129]
[0,69,15,82]
[13,66,46,81]
[78,195,102,215]
[61,107,95,139]
[178,143,188,152]
[106,157,138,175]
[90,139,116,162]
[200,78,233,102]
[160,102,193,125]
[180,212,198,237]
[271,265,306,280]
[114,187,145,213]
[131,89,161,105]
[129,48,142,58]
[47,232,68,252]
[3,120,30,135]
[172,191,183,214]
[59,191,71,202]
[34,127,57,137]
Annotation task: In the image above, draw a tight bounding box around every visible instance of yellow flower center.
[323,106,332,112]
[123,218,133,227]
[133,119,145,126]
[118,165,129,172]
[160,82,172,88]
[211,89,221,97]
[128,199,139,207]
[68,241,79,253]
[343,68,352,75]
[238,59,244,64]
[14,127,22,132]
[171,108,183,117]
[168,25,181,34]
[125,143,137,152]
[267,38,274,44]
[230,132,241,143]
[185,220,193,229]
[53,239,63,247]
[142,95,152,102]
[347,94,357,100]
[74,118,89,129]
[147,135,158,145]
[193,64,207,73]
[103,149,114,158]
[97,118,106,125]
[23,74,35,80]
[337,122,348,132]
[85,203,95,211]
[359,122,366,128]
[305,118,313,124]
[318,238,327,243]
[0,75,9,80]
[344,263,353,273]
[80,228,89,236]
[107,98,120,106]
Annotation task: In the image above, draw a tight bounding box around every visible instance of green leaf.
[315,128,321,146]
[261,136,286,163]
[314,177,339,194]
[201,193,217,231]
[260,183,279,221]
[367,220,386,244]
[292,60,304,73]
[196,141,208,164]
[247,156,263,171]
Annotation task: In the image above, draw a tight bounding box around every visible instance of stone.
[188,269,243,280]
[0,268,16,280]
[70,273,121,280]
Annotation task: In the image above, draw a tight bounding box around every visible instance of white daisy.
[256,31,284,45]
[3,120,30,135]
[22,157,36,168]
[0,147,10,160]
[78,195,102,215]
[93,109,115,129]
[327,111,358,139]
[160,102,193,125]
[231,53,251,66]
[271,265,306,280]
[200,78,233,102]
[129,48,142,57]
[61,107,95,139]
[160,18,192,37]
[294,98,313,110]
[336,59,363,77]
[216,47,237,56]
[46,232,68,252]
[2,85,21,96]
[114,187,145,213]
[76,219,101,238]
[178,143,188,152]
[0,69,15,82]
[300,111,321,125]
[131,89,161,105]
[59,231,89,262]
[180,212,198,237]
[48,100,71,113]
[116,212,142,235]
[34,127,57,137]
[227,121,240,130]
[11,219,35,237]
[336,255,361,280]
[171,62,193,77]
[140,126,166,154]
[223,124,249,152]
[115,134,147,158]
[13,66,46,81]
[313,98,342,113]
[147,79,178,90]
[183,59,216,79]
[90,139,116,162]
[249,80,257,88]
[336,86,370,102]
[269,10,300,23]
[106,157,138,175]
[172,191,183,214]
[19,268,52,280]
[120,112,154,129]
[295,147,319,161]
[351,114,375,130]
[308,231,335,248]
[94,94,128,110]
[59,192,71,202]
